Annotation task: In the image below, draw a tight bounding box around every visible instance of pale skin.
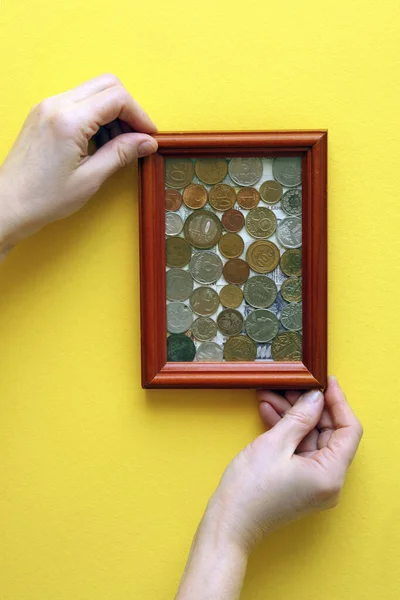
[0,74,363,600]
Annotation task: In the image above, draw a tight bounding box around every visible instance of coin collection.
[165,156,303,362]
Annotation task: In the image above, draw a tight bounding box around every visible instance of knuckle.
[33,98,54,118]
[116,141,133,168]
[317,474,344,500]
[287,409,311,427]
[355,420,364,439]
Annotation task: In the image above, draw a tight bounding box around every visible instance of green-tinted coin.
[167,334,196,362]
[281,277,302,302]
[280,249,302,277]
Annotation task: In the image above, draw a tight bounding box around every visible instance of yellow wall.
[0,1,399,598]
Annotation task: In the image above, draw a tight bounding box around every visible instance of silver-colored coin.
[245,309,279,342]
[191,317,217,341]
[276,217,302,248]
[165,212,184,236]
[273,157,302,188]
[196,342,224,362]
[166,268,194,301]
[228,158,263,186]
[166,302,193,333]
[243,276,277,308]
[189,251,223,284]
[281,302,302,331]
[281,188,302,216]
[190,287,220,316]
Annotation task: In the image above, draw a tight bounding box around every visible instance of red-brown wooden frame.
[138,131,327,389]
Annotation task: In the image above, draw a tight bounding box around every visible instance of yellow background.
[0,0,399,598]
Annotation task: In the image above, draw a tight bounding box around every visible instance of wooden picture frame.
[138,131,327,389]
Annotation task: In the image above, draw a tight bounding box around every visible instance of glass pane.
[165,156,302,362]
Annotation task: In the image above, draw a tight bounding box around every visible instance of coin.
[243,276,277,308]
[166,237,191,267]
[165,212,184,236]
[190,286,220,316]
[167,334,196,362]
[273,157,302,188]
[166,268,194,301]
[271,331,302,361]
[245,309,279,342]
[277,217,302,248]
[165,158,195,188]
[237,186,260,209]
[217,309,244,336]
[246,207,277,239]
[189,251,223,284]
[246,240,280,273]
[259,180,283,205]
[228,158,263,186]
[280,249,302,276]
[209,184,236,211]
[281,277,302,302]
[167,302,193,333]
[184,210,222,249]
[191,317,217,341]
[165,188,182,211]
[281,302,302,331]
[183,183,208,210]
[195,158,228,184]
[281,188,302,216]
[219,284,243,308]
[218,233,244,259]
[223,258,250,284]
[196,342,224,362]
[224,335,257,361]
[221,209,245,232]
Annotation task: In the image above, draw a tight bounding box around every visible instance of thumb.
[82,132,158,184]
[268,390,324,453]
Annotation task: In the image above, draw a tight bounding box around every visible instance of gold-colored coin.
[166,237,191,268]
[218,233,244,259]
[219,285,243,309]
[271,332,302,361]
[183,183,208,209]
[184,210,222,249]
[259,180,283,204]
[224,335,257,361]
[245,207,277,239]
[209,184,236,211]
[223,258,250,284]
[246,240,280,273]
[237,187,260,209]
[280,249,302,277]
[281,277,302,302]
[195,158,228,184]
[165,158,194,189]
[190,286,220,316]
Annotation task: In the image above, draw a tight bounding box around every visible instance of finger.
[259,402,281,429]
[257,390,292,417]
[317,428,333,449]
[284,390,302,404]
[324,376,363,465]
[65,73,121,102]
[268,390,324,453]
[80,85,157,133]
[296,427,319,453]
[285,389,334,431]
[79,132,158,185]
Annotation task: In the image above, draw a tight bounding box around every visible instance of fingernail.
[304,390,322,403]
[138,140,157,157]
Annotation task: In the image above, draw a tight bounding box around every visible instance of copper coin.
[209,184,236,212]
[223,258,250,284]
[195,158,228,184]
[259,180,283,205]
[221,209,245,232]
[246,240,280,273]
[165,188,182,211]
[218,233,244,259]
[166,237,191,268]
[237,187,260,209]
[165,158,194,188]
[183,183,208,210]
[219,284,243,308]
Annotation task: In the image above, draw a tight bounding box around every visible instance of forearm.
[176,507,249,600]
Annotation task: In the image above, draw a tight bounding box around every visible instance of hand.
[205,376,363,554]
[0,73,158,253]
